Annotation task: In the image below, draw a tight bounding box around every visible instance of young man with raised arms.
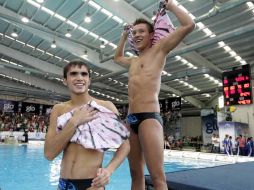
[114,0,195,189]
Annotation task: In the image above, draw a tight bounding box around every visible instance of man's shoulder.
[54,101,70,108]
[95,99,114,108]
[126,56,137,65]
[52,101,71,114]
[94,99,118,114]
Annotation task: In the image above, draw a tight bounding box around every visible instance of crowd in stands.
[164,135,203,151]
[0,111,49,133]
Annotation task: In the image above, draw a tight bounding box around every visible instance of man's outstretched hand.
[91,168,112,188]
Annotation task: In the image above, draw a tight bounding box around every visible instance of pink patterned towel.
[126,0,175,55]
[57,101,130,152]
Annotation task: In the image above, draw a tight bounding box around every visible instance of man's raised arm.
[159,0,195,55]
[114,30,132,68]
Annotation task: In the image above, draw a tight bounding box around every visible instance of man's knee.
[130,167,144,180]
[150,170,166,182]
[150,175,167,187]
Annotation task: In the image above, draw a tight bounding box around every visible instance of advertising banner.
[0,100,19,112]
[21,102,41,114]
[0,99,54,115]
[168,97,181,111]
[160,97,181,112]
[201,109,218,145]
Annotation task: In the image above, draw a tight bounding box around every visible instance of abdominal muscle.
[60,143,104,179]
[128,74,161,113]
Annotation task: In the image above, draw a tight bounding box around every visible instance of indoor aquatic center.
[1,0,254,190]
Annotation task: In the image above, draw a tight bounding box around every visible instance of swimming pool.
[0,143,227,190]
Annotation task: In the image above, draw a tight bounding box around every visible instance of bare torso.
[128,47,166,113]
[58,100,104,179]
[60,143,103,179]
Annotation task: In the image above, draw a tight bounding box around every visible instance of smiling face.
[63,65,90,95]
[132,23,153,51]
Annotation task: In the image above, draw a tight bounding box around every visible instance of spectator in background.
[176,139,183,150]
[228,136,233,155]
[211,134,216,153]
[239,135,246,156]
[246,137,253,157]
[164,135,171,149]
[211,134,220,153]
[22,130,29,143]
[223,134,229,155]
[235,136,240,156]
[215,134,220,153]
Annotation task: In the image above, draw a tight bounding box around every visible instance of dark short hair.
[63,60,91,79]
[133,18,154,33]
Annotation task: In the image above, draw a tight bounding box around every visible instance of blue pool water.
[0,144,226,190]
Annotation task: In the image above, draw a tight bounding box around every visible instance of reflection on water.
[49,158,61,185]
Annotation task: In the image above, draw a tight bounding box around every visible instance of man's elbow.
[114,55,122,63]
[123,140,130,153]
[114,55,121,64]
[186,21,195,33]
[44,150,55,161]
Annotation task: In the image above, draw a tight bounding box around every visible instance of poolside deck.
[145,161,254,190]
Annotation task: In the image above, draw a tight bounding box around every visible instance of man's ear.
[150,32,154,40]
[63,78,67,86]
[87,78,91,87]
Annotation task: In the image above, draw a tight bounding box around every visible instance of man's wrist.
[121,32,128,38]
[105,166,114,175]
[68,118,78,129]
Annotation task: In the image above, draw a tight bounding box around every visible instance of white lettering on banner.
[202,114,218,145]
[26,106,35,112]
[171,100,180,109]
[3,104,14,110]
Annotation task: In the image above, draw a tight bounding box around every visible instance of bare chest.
[129,59,151,76]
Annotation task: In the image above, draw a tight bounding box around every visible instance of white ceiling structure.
[0,0,254,114]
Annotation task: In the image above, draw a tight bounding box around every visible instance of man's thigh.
[138,119,164,173]
[128,130,145,170]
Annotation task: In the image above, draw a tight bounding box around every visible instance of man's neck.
[138,45,151,56]
[70,93,93,106]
